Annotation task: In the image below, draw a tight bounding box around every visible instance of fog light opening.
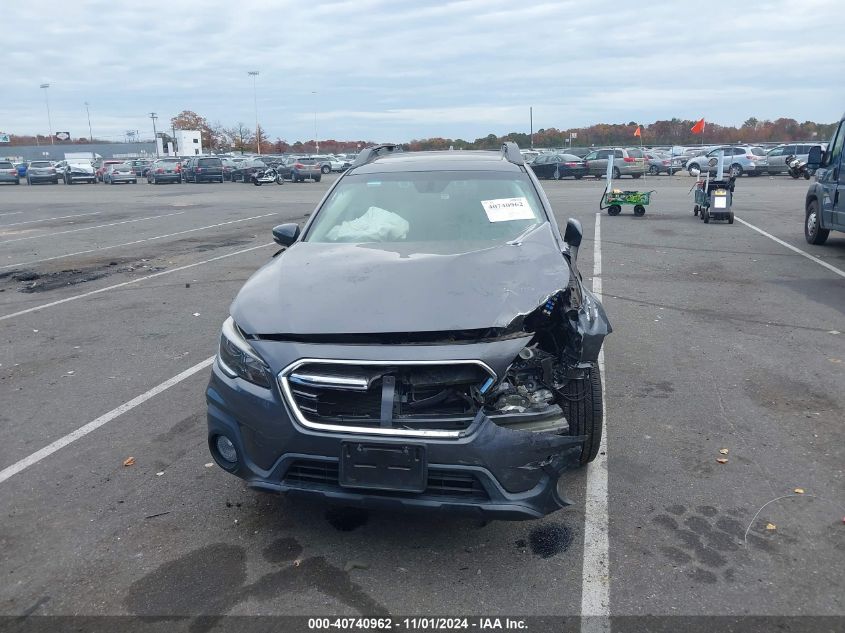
[215,435,238,465]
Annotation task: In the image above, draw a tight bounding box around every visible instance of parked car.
[685,146,767,177]
[803,112,845,244]
[146,158,183,184]
[55,159,96,184]
[183,156,224,183]
[584,148,645,178]
[130,159,152,177]
[529,153,587,179]
[232,158,267,183]
[289,157,322,182]
[26,160,59,185]
[562,147,591,158]
[644,151,673,175]
[205,142,610,519]
[0,160,21,184]
[103,162,138,184]
[765,143,825,176]
[325,155,352,172]
[95,160,124,182]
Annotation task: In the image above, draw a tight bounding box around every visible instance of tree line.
[4,112,837,153]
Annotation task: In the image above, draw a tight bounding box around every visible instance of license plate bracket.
[339,442,427,493]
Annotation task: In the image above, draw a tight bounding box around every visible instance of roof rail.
[350,143,400,169]
[501,141,525,166]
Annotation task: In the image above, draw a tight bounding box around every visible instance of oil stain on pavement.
[124,541,389,631]
[527,522,574,558]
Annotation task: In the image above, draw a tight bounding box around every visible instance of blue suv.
[805,112,845,244]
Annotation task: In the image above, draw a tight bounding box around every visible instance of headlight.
[218,317,272,388]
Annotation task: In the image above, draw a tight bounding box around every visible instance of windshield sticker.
[480,197,535,222]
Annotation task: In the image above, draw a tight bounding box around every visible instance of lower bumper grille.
[283,459,489,501]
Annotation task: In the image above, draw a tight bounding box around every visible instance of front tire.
[321,165,330,174]
[688,163,700,176]
[805,199,829,245]
[633,204,646,216]
[648,165,659,176]
[608,205,622,216]
[561,363,603,466]
[729,164,743,177]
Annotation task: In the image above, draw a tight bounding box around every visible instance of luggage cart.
[600,189,655,216]
[599,155,655,216]
[691,153,736,224]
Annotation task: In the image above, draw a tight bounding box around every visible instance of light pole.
[84,101,93,143]
[248,71,260,154]
[150,112,159,157]
[529,106,533,149]
[312,91,319,154]
[40,83,53,145]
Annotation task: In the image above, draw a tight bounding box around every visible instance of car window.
[584,152,597,160]
[198,158,222,166]
[614,150,623,158]
[768,147,783,157]
[781,145,796,155]
[826,120,845,169]
[30,161,52,167]
[0,161,13,168]
[627,149,643,158]
[307,171,546,246]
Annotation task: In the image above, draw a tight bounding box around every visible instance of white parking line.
[0,242,274,322]
[0,212,24,217]
[0,211,101,228]
[735,217,845,279]
[0,211,185,244]
[581,213,610,633]
[0,213,278,270]
[0,356,215,485]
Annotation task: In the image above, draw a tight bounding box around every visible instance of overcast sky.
[4,0,845,144]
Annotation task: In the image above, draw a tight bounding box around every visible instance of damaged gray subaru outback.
[206,142,611,520]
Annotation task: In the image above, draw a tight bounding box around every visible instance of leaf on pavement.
[719,448,729,455]
[794,488,805,494]
[123,457,136,467]
[716,458,728,464]
[766,523,776,531]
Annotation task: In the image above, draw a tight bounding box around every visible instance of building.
[2,142,156,163]
[175,130,202,156]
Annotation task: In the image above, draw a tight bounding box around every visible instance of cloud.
[3,0,844,143]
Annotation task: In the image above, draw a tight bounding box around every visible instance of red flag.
[691,118,705,134]
[633,126,641,137]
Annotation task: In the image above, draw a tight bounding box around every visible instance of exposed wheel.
[612,167,621,179]
[632,173,642,179]
[729,163,743,177]
[66,176,72,185]
[790,171,800,179]
[633,204,646,216]
[728,212,734,224]
[648,165,659,175]
[694,204,699,216]
[321,165,330,174]
[252,177,261,186]
[688,163,700,176]
[276,175,284,185]
[804,172,811,180]
[608,205,622,216]
[561,363,603,466]
[805,199,829,245]
[703,209,710,223]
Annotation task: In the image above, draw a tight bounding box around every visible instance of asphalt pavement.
[0,172,842,630]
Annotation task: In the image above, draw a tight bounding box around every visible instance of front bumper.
[28,173,57,182]
[206,360,584,520]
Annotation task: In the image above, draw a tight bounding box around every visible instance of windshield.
[30,161,52,167]
[306,170,545,244]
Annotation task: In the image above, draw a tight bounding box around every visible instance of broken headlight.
[218,316,272,388]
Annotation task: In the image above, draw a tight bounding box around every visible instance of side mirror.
[272,223,300,247]
[564,218,583,261]
[807,145,822,170]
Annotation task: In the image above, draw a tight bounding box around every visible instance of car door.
[816,121,845,229]
[589,150,609,176]
[533,155,553,178]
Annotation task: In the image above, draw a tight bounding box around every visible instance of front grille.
[283,460,489,500]
[281,360,495,435]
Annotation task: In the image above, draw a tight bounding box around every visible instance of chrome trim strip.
[288,371,370,391]
[278,358,497,438]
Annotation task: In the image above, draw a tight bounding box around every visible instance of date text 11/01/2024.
[307,617,529,630]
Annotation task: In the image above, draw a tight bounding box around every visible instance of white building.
[175,129,202,156]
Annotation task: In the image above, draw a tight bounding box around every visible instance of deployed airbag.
[326,206,409,242]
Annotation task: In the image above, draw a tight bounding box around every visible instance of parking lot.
[1,174,843,628]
